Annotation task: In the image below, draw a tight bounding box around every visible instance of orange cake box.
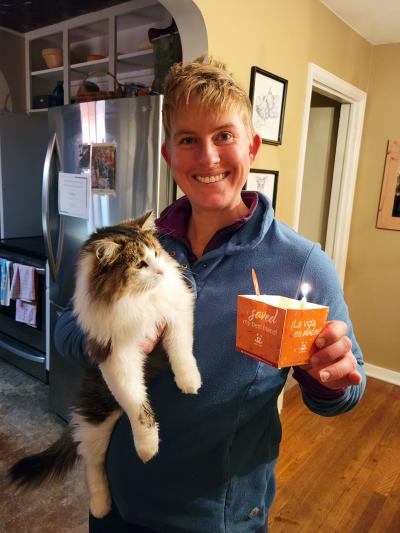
[236,295,329,368]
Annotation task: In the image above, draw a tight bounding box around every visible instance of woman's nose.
[198,140,220,166]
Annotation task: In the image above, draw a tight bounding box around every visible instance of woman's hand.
[140,322,166,354]
[300,320,362,390]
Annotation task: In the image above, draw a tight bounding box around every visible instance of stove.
[0,236,47,382]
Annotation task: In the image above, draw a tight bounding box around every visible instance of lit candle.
[252,268,261,297]
[300,282,310,309]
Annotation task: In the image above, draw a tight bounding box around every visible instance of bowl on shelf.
[86,54,106,62]
[42,48,63,68]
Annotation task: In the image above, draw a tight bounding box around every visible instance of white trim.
[364,363,400,386]
[0,26,23,37]
[294,63,366,286]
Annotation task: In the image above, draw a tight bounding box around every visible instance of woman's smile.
[193,172,229,183]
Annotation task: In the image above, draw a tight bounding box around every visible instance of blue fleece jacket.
[55,194,365,532]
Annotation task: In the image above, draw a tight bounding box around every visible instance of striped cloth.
[10,263,37,328]
[0,258,12,306]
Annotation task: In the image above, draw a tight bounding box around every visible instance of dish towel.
[10,263,37,328]
[0,258,12,306]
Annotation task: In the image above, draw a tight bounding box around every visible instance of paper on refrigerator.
[58,172,90,219]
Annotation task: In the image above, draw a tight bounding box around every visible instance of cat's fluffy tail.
[8,427,78,488]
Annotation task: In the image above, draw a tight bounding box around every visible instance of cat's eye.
[137,261,148,269]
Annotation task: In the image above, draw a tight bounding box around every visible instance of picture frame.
[245,169,279,209]
[90,142,117,194]
[249,66,288,145]
[377,139,400,231]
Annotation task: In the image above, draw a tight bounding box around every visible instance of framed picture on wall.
[249,66,288,145]
[245,169,279,209]
[377,139,400,231]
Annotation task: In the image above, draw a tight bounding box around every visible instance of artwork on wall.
[377,140,400,231]
[245,169,279,209]
[249,66,288,145]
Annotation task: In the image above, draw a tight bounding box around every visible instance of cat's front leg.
[163,315,202,394]
[100,347,159,462]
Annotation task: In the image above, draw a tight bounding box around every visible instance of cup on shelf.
[42,48,63,69]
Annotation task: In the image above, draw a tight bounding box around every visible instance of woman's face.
[162,99,261,216]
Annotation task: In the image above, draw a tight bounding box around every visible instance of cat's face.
[81,213,169,302]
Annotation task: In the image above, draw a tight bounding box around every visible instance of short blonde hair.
[162,55,255,139]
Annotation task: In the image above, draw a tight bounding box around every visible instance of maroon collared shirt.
[156,191,259,264]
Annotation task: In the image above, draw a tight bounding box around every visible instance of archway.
[158,0,208,60]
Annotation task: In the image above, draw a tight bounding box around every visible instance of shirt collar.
[156,192,259,260]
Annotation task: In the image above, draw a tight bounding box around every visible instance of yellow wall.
[193,0,400,373]
[345,44,400,372]
[193,0,371,223]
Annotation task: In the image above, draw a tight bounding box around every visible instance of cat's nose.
[156,267,165,276]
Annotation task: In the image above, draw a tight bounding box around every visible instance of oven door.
[0,266,47,382]
[0,332,46,382]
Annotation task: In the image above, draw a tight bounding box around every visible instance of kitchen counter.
[0,236,46,262]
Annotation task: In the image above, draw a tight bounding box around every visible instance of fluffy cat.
[8,212,201,518]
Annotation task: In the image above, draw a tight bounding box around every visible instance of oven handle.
[0,335,45,364]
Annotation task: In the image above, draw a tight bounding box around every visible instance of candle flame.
[301,283,310,299]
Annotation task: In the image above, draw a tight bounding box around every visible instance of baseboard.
[364,362,400,386]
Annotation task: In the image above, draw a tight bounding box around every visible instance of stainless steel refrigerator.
[43,97,173,421]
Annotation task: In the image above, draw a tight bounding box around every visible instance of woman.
[56,56,365,532]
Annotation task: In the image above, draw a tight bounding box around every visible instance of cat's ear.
[94,240,122,266]
[136,211,155,231]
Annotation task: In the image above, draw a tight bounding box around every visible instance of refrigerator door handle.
[42,132,64,281]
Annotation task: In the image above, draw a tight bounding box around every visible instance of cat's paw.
[134,426,159,463]
[90,488,112,518]
[175,365,202,394]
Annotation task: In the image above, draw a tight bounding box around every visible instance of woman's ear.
[161,142,171,166]
[249,134,261,161]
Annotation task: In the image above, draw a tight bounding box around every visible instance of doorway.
[293,63,366,286]
[298,91,342,251]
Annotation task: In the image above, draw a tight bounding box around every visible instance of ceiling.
[0,0,129,33]
[0,0,399,44]
[320,0,400,45]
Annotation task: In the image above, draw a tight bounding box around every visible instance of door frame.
[293,63,367,286]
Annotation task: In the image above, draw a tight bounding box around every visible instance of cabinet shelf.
[70,58,110,78]
[117,49,154,73]
[26,1,177,111]
[31,66,64,80]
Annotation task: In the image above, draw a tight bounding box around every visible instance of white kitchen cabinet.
[25,0,174,112]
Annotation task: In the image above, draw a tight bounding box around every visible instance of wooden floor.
[269,377,400,533]
[2,359,399,532]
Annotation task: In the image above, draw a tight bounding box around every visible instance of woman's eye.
[180,136,196,145]
[216,132,233,142]
[137,261,148,269]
